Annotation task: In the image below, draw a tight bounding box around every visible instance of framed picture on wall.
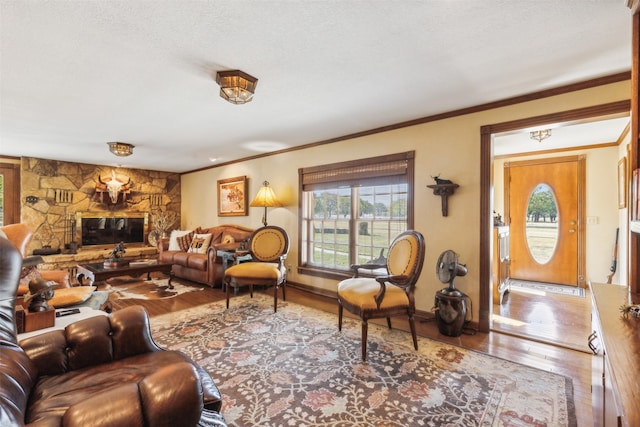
[218,176,248,216]
[618,157,627,209]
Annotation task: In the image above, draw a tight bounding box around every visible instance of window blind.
[300,151,414,191]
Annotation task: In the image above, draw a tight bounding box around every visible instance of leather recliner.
[0,223,70,295]
[0,235,226,426]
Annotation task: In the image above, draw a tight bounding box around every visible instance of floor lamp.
[250,181,282,226]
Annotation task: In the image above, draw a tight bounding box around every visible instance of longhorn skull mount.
[96,170,132,204]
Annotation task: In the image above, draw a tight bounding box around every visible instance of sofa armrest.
[0,342,38,426]
[140,362,204,426]
[62,363,203,427]
[109,305,162,360]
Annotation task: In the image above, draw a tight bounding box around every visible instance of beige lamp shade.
[250,181,281,226]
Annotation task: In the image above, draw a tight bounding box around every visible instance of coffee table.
[76,261,174,288]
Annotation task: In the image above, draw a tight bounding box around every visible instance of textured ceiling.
[0,1,633,172]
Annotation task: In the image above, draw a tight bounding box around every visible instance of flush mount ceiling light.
[529,129,552,143]
[107,142,135,157]
[216,70,258,104]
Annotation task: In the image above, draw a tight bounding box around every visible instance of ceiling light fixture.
[107,142,134,157]
[529,129,551,143]
[216,70,258,104]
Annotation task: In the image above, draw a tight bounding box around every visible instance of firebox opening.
[76,212,149,248]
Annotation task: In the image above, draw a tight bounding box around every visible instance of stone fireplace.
[19,157,181,271]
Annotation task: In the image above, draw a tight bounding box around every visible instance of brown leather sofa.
[0,236,227,426]
[158,224,253,287]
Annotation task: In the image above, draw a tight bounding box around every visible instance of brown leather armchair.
[0,223,70,296]
[0,236,227,426]
[0,223,33,257]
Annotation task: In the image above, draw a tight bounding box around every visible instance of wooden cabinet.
[492,226,510,304]
[590,283,640,427]
[590,297,623,426]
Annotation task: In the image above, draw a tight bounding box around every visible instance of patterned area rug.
[105,278,203,300]
[509,279,585,297]
[150,295,576,427]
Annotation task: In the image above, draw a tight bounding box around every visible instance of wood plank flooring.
[100,277,593,426]
[492,285,592,351]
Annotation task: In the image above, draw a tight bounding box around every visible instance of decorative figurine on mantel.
[104,241,128,268]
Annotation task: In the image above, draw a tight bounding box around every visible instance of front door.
[506,156,584,286]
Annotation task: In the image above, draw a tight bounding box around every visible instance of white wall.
[181,81,630,319]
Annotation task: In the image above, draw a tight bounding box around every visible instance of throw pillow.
[49,286,97,308]
[177,230,195,252]
[188,233,213,254]
[168,230,192,251]
[221,234,235,245]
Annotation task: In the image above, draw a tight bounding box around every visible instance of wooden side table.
[218,249,252,292]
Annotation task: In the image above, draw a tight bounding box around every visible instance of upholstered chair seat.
[337,230,425,361]
[224,226,290,312]
[338,278,411,311]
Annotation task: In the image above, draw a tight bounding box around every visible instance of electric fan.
[436,249,468,295]
[434,250,469,337]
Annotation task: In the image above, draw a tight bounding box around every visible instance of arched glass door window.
[525,184,559,264]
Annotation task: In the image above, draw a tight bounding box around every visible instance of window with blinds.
[298,151,414,278]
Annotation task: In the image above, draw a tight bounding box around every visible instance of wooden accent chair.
[337,230,425,361]
[224,226,290,312]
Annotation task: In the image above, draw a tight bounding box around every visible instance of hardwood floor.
[492,285,592,351]
[100,277,593,426]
